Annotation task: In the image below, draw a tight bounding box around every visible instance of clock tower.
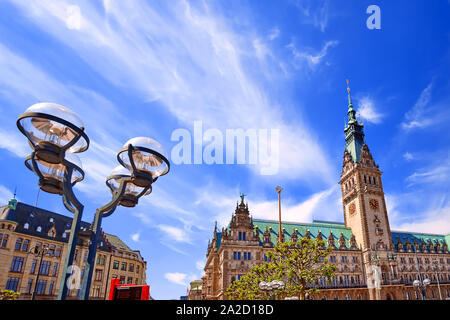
[339,81,396,299]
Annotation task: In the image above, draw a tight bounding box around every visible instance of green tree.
[226,237,336,300]
[0,290,20,300]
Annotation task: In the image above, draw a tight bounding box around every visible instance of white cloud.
[356,97,383,124]
[268,27,280,41]
[7,0,334,183]
[392,206,450,235]
[158,224,192,244]
[288,40,339,68]
[165,272,199,286]
[164,272,188,286]
[196,259,206,272]
[131,232,140,242]
[402,83,433,130]
[0,128,30,158]
[403,152,414,161]
[294,0,329,32]
[0,185,15,205]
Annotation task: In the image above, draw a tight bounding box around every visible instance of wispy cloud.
[356,96,383,124]
[401,83,433,130]
[0,185,15,205]
[287,40,339,69]
[403,152,414,161]
[293,0,330,32]
[7,0,334,183]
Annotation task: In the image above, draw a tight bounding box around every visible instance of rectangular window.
[52,262,59,276]
[238,232,242,240]
[1,234,9,248]
[55,246,62,257]
[39,261,51,275]
[35,280,47,295]
[248,252,251,260]
[120,276,125,284]
[237,252,241,260]
[5,277,20,292]
[30,259,37,274]
[22,239,30,252]
[243,232,246,241]
[26,279,33,294]
[129,263,134,272]
[136,265,140,273]
[127,277,133,284]
[121,262,127,271]
[10,256,24,272]
[113,260,119,269]
[95,269,103,282]
[243,252,247,260]
[49,281,55,295]
[15,238,23,251]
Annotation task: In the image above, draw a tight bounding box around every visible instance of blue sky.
[0,0,449,299]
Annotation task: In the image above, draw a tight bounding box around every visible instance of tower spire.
[346,79,353,106]
[344,80,365,163]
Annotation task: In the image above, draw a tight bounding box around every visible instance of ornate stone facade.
[0,201,147,300]
[200,86,450,300]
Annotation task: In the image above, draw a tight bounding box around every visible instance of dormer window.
[30,213,34,218]
[24,223,29,230]
[49,218,54,223]
[36,226,42,232]
[62,233,67,239]
[48,230,55,237]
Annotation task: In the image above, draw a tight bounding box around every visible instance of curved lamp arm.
[100,178,130,218]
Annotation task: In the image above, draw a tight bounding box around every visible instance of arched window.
[36,226,42,232]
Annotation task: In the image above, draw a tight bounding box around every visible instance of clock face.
[369,199,379,210]
[349,203,356,214]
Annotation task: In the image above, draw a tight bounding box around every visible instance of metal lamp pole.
[29,245,53,300]
[432,259,443,300]
[17,104,170,301]
[80,141,170,300]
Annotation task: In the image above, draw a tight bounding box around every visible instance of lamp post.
[259,280,285,300]
[432,259,443,300]
[413,247,430,300]
[276,187,283,244]
[79,138,169,300]
[16,103,170,300]
[28,244,54,300]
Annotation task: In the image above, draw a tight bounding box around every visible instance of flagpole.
[276,186,283,243]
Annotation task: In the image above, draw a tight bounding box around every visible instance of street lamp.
[79,138,169,300]
[17,103,89,300]
[17,103,170,300]
[28,244,54,300]
[432,259,443,300]
[412,246,430,300]
[259,280,285,300]
[413,278,431,300]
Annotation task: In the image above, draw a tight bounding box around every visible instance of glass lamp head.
[117,137,169,188]
[106,166,152,208]
[25,153,84,195]
[17,103,89,164]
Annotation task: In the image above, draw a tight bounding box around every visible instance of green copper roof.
[344,83,365,163]
[253,219,356,249]
[391,230,449,252]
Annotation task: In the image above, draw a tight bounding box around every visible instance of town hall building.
[201,86,450,300]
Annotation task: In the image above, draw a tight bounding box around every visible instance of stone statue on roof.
[240,193,246,203]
